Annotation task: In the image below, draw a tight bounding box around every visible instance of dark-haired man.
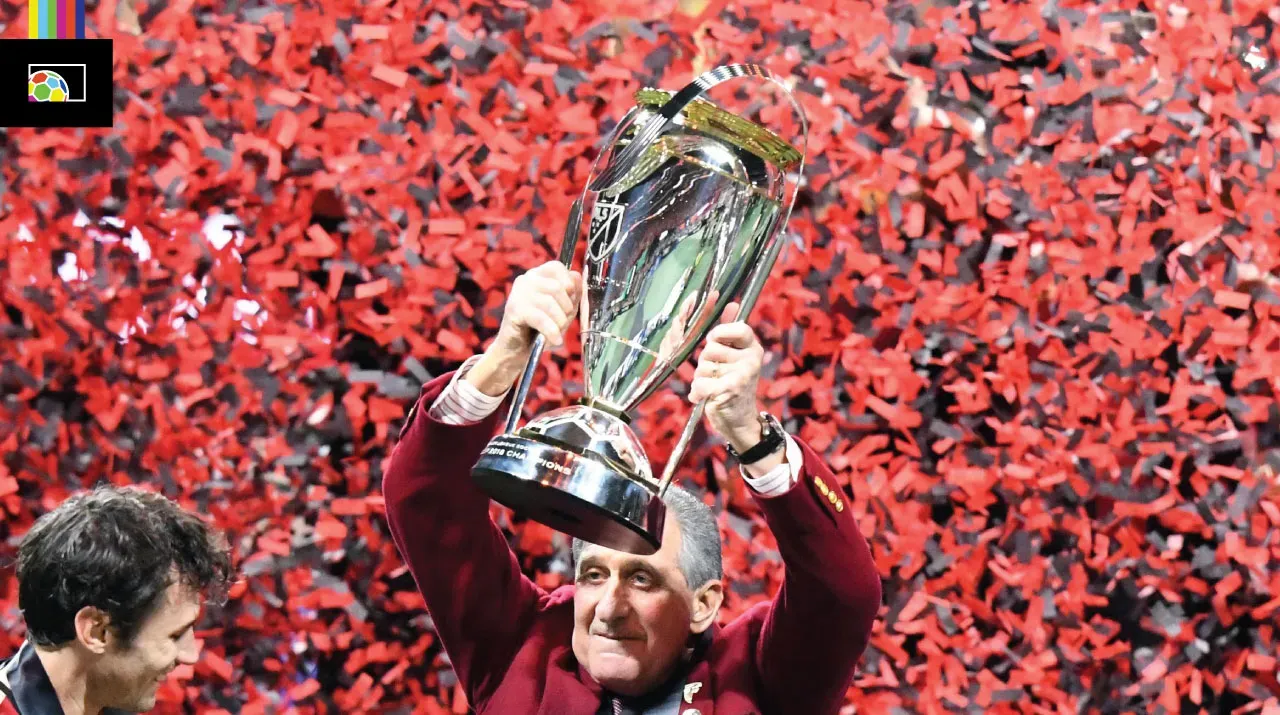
[0,485,234,715]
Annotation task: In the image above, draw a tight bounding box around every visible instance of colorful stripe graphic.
[28,0,84,38]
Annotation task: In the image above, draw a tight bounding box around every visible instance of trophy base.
[472,434,667,555]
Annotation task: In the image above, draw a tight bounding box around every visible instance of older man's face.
[571,517,707,698]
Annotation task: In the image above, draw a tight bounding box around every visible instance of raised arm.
[382,372,537,702]
[689,311,881,714]
[749,441,881,714]
[381,260,583,705]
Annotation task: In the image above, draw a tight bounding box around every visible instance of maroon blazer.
[383,373,882,714]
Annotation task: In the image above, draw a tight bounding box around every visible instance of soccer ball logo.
[29,70,70,102]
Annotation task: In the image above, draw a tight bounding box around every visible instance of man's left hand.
[688,302,767,453]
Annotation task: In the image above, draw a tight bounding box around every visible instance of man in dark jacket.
[0,485,232,715]
[384,260,882,714]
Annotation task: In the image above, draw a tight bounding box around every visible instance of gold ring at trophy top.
[634,88,804,170]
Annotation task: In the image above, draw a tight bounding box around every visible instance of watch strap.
[728,412,786,465]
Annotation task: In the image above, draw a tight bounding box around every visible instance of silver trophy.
[471,64,808,554]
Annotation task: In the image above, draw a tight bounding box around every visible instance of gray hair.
[572,484,723,591]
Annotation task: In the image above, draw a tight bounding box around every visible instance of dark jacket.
[0,641,130,715]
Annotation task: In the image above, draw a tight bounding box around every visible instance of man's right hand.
[466,261,582,397]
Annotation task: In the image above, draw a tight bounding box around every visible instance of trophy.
[471,64,808,554]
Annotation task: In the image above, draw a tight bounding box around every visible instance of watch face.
[735,413,785,464]
[761,413,782,438]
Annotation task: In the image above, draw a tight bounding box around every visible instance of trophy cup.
[471,64,808,554]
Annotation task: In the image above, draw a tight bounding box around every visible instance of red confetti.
[355,278,389,299]
[523,62,559,77]
[2,0,1279,712]
[1215,290,1253,310]
[331,498,368,516]
[429,218,466,235]
[287,680,320,702]
[352,24,389,41]
[315,515,348,542]
[266,88,301,108]
[372,64,408,88]
[300,225,338,257]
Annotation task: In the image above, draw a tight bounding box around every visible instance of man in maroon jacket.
[383,261,881,714]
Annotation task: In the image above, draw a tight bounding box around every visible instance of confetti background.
[3,0,1280,712]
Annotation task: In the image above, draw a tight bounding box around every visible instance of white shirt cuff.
[740,433,802,497]
[427,355,509,425]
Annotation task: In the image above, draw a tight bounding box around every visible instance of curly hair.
[16,484,234,648]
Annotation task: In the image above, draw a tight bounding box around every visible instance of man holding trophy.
[383,65,882,713]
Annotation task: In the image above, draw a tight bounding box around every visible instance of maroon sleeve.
[750,437,882,714]
[381,372,544,706]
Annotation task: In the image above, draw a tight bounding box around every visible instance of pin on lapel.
[683,681,702,703]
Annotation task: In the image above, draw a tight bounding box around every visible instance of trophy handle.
[645,64,810,498]
[502,197,584,434]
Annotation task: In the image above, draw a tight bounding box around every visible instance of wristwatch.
[726,412,786,465]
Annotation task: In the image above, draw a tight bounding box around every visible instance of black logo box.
[2,39,114,128]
